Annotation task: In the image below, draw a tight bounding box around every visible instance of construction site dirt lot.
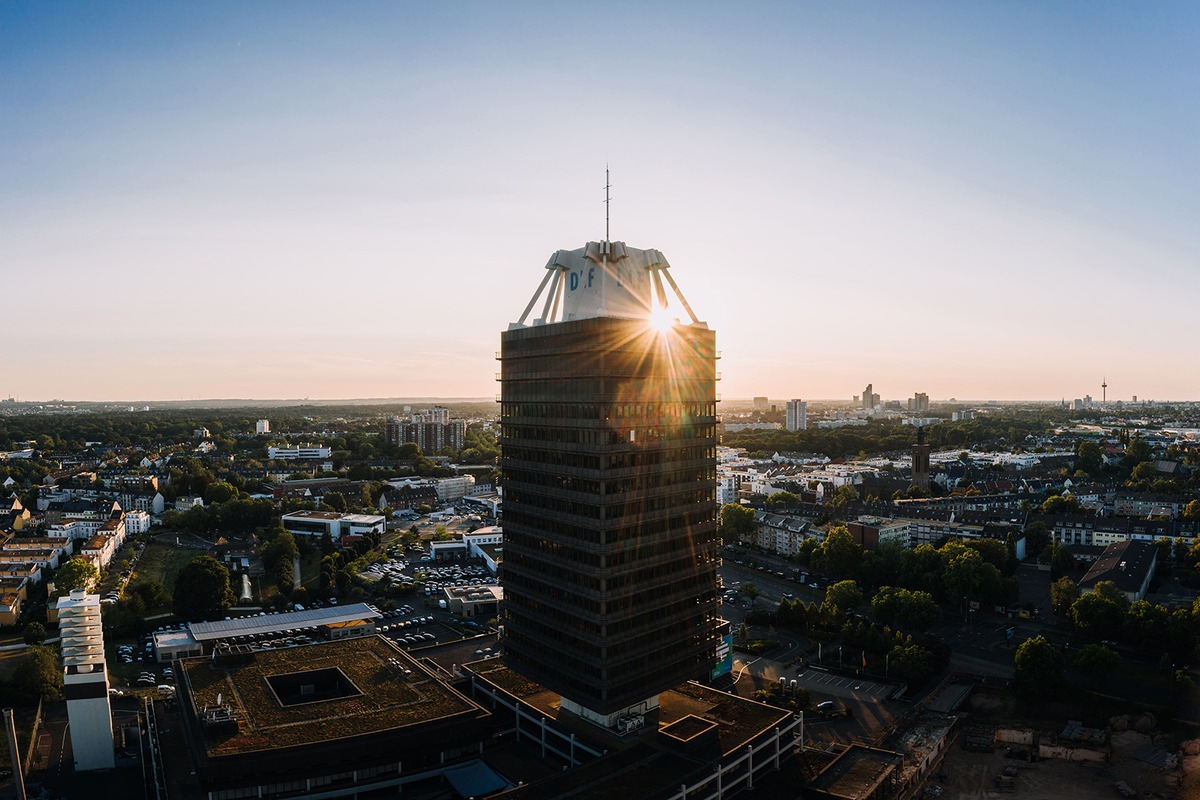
[933,745,1182,800]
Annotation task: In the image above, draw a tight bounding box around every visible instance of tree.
[816,526,863,580]
[203,480,237,505]
[738,582,762,606]
[887,643,936,684]
[823,580,864,617]
[401,526,421,549]
[872,586,940,631]
[22,621,47,646]
[718,503,756,544]
[941,543,1002,605]
[321,491,348,513]
[831,484,859,509]
[1050,577,1081,614]
[173,556,235,621]
[1070,585,1126,639]
[261,530,299,572]
[1184,500,1200,522]
[1013,635,1063,701]
[860,540,912,591]
[966,538,1011,575]
[1041,494,1082,514]
[1023,521,1051,560]
[766,491,800,508]
[1130,461,1156,483]
[15,645,62,700]
[1125,436,1151,466]
[127,579,170,610]
[1075,441,1102,475]
[1043,541,1075,580]
[1124,600,1167,650]
[1072,644,1120,684]
[54,557,99,594]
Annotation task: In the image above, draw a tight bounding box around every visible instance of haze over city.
[4,2,1198,402]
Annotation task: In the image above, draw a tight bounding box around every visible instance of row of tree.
[1051,577,1200,656]
[767,586,947,685]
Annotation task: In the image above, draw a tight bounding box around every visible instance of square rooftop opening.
[264,667,362,708]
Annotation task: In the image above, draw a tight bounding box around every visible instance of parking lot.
[796,668,900,701]
[359,554,498,598]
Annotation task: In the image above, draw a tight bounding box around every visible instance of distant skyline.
[4,2,1199,402]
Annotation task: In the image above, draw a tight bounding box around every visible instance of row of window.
[502,467,714,497]
[504,492,601,520]
[499,402,717,420]
[504,554,602,593]
[604,556,717,593]
[604,471,715,493]
[502,424,714,446]
[502,448,716,474]
[501,445,601,471]
[505,609,604,664]
[504,535,603,568]
[602,446,717,469]
[605,624,717,665]
[605,490,716,518]
[505,572,715,645]
[604,585,718,636]
[503,471,602,496]
[503,507,716,546]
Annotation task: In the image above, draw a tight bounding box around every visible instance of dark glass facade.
[500,316,720,717]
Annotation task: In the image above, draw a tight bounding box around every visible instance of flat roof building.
[175,636,497,798]
[281,510,386,540]
[152,603,383,660]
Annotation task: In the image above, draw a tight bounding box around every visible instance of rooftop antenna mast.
[601,165,611,311]
[604,164,611,243]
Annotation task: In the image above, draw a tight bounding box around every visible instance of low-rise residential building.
[378,483,439,511]
[753,511,816,556]
[905,517,985,548]
[846,516,912,550]
[1114,492,1186,519]
[0,576,29,625]
[0,536,72,571]
[124,509,152,534]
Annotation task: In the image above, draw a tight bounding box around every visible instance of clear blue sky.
[3,2,1198,402]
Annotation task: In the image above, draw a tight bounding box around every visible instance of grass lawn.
[133,539,204,595]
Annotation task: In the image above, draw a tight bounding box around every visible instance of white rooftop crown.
[511,241,703,329]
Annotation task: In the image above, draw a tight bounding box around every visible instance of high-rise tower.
[911,426,931,492]
[499,240,720,728]
[785,399,807,431]
[58,589,115,771]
